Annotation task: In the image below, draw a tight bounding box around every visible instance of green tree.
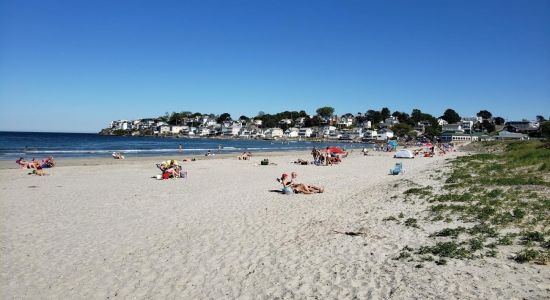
[477,110,492,120]
[441,108,461,124]
[392,111,412,125]
[112,129,128,136]
[309,116,322,127]
[159,112,170,123]
[239,115,250,121]
[411,109,425,123]
[316,106,335,118]
[381,107,391,120]
[536,115,547,123]
[481,120,496,133]
[424,125,441,139]
[494,117,505,125]
[217,113,232,123]
[541,121,550,140]
[366,110,383,126]
[391,123,414,137]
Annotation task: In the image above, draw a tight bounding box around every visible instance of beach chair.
[390,162,403,175]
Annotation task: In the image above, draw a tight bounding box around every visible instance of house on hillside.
[376,128,394,141]
[285,128,299,138]
[159,125,170,134]
[380,117,399,128]
[442,123,463,132]
[362,130,377,140]
[170,126,186,134]
[504,121,539,134]
[495,130,529,140]
[298,128,313,137]
[222,124,242,136]
[264,128,284,139]
[337,115,354,127]
[440,132,491,142]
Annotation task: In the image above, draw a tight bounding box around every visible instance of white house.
[338,116,354,127]
[321,126,337,137]
[201,117,217,127]
[495,130,529,140]
[328,131,342,139]
[376,129,394,141]
[298,127,313,137]
[460,121,474,133]
[437,118,448,126]
[442,124,463,132]
[170,125,186,134]
[285,128,299,138]
[252,119,263,126]
[197,127,211,136]
[159,125,170,134]
[361,120,372,129]
[380,117,399,128]
[462,116,482,123]
[363,130,377,140]
[222,124,242,136]
[265,128,284,138]
[279,118,292,125]
[294,117,306,126]
[239,128,252,138]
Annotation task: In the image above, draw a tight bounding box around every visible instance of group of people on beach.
[156,160,186,180]
[238,152,252,160]
[310,147,346,166]
[15,156,56,176]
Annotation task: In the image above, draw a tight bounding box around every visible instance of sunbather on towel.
[277,172,324,194]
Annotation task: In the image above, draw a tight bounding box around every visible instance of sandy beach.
[1,150,548,299]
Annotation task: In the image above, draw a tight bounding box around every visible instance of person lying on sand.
[112,152,125,159]
[41,156,56,168]
[293,159,309,165]
[277,172,324,194]
[238,152,251,160]
[16,157,28,169]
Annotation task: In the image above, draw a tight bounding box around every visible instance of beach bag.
[162,172,171,180]
[261,159,269,165]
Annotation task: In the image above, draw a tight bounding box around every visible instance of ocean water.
[0,132,372,161]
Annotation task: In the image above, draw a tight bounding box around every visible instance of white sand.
[1,151,548,299]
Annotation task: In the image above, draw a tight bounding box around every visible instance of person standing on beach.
[218,144,222,153]
[179,144,183,153]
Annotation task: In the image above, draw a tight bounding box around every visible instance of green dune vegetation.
[393,141,550,265]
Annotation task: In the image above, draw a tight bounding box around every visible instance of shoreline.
[0,147,399,169]
[0,150,320,169]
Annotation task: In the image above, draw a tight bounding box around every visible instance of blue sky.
[1,0,549,132]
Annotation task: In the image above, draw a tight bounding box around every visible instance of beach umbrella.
[327,146,345,154]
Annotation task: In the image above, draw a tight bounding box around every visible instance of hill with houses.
[100,107,548,143]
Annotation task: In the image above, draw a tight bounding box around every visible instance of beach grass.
[398,141,550,264]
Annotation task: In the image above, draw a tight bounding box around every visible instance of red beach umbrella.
[327,146,345,154]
